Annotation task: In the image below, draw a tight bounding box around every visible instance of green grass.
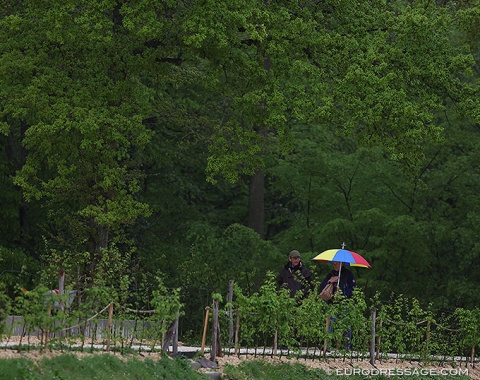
[0,354,472,380]
[222,360,471,380]
[224,360,329,379]
[0,354,210,380]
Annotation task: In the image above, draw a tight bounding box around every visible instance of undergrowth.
[0,353,472,379]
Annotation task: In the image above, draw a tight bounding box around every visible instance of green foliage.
[222,284,479,360]
[376,294,463,360]
[230,277,373,353]
[295,292,330,347]
[3,270,183,352]
[332,290,369,352]
[1,0,153,285]
[150,277,183,335]
[230,275,297,349]
[0,284,10,335]
[0,0,479,340]
[3,274,480,363]
[252,274,296,348]
[13,285,59,343]
[0,247,39,295]
[178,223,283,338]
[181,223,281,293]
[454,307,480,355]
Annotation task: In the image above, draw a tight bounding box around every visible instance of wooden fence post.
[58,268,66,338]
[323,315,330,356]
[273,329,278,355]
[211,300,218,361]
[200,306,210,356]
[376,319,382,360]
[45,305,52,347]
[58,268,65,312]
[234,310,240,355]
[162,311,180,354]
[173,311,179,356]
[106,302,114,352]
[210,298,222,361]
[426,319,430,355]
[227,280,234,344]
[370,307,376,365]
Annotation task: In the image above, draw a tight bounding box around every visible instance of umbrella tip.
[341,242,346,249]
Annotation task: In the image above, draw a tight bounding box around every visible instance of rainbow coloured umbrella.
[312,245,371,291]
[312,249,371,268]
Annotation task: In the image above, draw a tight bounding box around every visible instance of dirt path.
[0,338,477,379]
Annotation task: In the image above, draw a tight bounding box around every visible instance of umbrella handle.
[337,265,342,290]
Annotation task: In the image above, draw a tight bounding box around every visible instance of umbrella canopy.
[312,249,371,268]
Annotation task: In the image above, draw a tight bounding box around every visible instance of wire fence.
[0,282,479,367]
[1,302,180,355]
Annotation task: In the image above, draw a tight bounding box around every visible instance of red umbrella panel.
[312,249,371,268]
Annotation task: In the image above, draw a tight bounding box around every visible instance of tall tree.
[176,0,476,237]
[0,2,154,284]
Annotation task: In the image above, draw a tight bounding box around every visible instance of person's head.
[332,261,342,271]
[289,250,301,265]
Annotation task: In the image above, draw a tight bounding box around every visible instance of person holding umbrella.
[319,261,356,303]
[318,261,356,351]
[313,244,370,351]
[314,244,369,302]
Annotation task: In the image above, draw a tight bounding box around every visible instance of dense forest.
[0,0,479,337]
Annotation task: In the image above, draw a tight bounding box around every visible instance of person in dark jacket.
[320,261,356,350]
[319,261,356,303]
[277,250,313,300]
